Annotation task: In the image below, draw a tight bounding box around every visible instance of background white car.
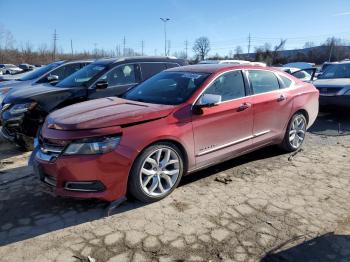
[0,64,23,75]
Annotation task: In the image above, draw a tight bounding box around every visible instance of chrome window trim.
[196,130,270,156]
[192,68,300,109]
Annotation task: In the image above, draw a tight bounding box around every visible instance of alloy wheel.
[289,115,306,149]
[139,147,180,197]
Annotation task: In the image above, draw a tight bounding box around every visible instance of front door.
[192,70,254,167]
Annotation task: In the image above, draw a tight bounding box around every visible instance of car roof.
[93,56,186,65]
[166,64,272,74]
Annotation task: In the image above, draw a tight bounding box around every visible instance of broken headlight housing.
[9,102,37,115]
[63,136,121,155]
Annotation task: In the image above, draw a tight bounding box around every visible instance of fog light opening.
[64,181,106,192]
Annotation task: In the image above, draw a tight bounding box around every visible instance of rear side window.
[202,70,246,102]
[248,70,280,94]
[165,63,179,69]
[280,75,293,88]
[140,63,167,80]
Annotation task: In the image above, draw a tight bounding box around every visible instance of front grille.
[37,136,70,161]
[317,87,343,96]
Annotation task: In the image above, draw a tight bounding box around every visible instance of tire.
[128,142,185,203]
[280,112,307,152]
[15,135,34,151]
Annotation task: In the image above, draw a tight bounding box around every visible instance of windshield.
[319,63,350,79]
[19,62,61,81]
[124,71,210,105]
[56,63,106,88]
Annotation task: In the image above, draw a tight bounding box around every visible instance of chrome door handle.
[237,102,251,112]
[277,95,287,102]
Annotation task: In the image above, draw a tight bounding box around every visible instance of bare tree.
[234,45,243,59]
[272,39,287,64]
[304,42,315,49]
[193,37,210,60]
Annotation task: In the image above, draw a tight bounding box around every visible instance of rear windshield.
[124,71,210,105]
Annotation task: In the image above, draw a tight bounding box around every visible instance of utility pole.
[52,29,58,61]
[160,18,170,56]
[70,39,73,56]
[123,36,126,56]
[167,40,171,56]
[141,40,144,56]
[154,49,157,56]
[247,33,251,56]
[328,38,334,62]
[184,40,188,59]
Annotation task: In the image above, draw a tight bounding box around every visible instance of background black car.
[1,56,188,150]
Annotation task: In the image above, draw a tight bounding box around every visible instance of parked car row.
[0,57,187,149]
[0,57,321,203]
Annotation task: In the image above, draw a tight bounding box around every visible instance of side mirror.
[95,80,108,90]
[193,94,221,114]
[47,75,59,82]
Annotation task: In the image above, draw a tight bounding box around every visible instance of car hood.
[313,78,350,88]
[0,79,26,89]
[3,83,69,104]
[46,97,175,130]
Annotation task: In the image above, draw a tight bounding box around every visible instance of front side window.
[248,70,280,94]
[200,70,246,102]
[124,71,210,105]
[50,63,82,80]
[19,62,62,81]
[56,63,106,88]
[99,64,136,86]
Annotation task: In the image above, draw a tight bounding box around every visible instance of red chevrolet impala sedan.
[33,64,319,203]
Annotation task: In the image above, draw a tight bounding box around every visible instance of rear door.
[247,69,293,145]
[140,62,167,81]
[192,70,253,167]
[88,63,140,99]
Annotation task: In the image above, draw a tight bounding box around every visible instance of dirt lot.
[0,111,350,262]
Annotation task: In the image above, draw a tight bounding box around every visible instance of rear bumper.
[33,144,134,202]
[319,95,350,107]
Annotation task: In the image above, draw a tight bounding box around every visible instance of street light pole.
[160,18,170,56]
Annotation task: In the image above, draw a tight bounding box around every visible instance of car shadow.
[180,145,284,186]
[0,145,287,246]
[309,108,350,136]
[261,232,350,262]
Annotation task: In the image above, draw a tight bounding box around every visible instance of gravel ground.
[0,111,350,262]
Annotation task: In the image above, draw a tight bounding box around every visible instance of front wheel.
[280,112,307,152]
[128,142,185,203]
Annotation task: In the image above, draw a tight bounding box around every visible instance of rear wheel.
[128,142,185,203]
[280,112,307,152]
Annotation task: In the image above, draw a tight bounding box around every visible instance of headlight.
[63,136,121,155]
[0,88,10,104]
[9,102,37,115]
